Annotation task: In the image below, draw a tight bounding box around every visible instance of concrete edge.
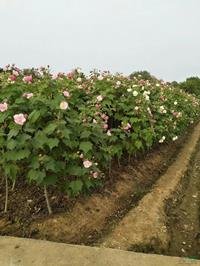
[0,236,199,266]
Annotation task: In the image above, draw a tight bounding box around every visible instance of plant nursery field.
[0,65,200,259]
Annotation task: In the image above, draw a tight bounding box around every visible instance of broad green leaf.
[79,141,93,154]
[8,128,20,140]
[7,139,17,150]
[46,138,59,150]
[29,110,41,123]
[68,179,83,196]
[43,123,57,135]
[28,169,46,184]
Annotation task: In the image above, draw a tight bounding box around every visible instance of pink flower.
[66,72,73,79]
[60,101,69,110]
[83,160,93,168]
[101,114,109,121]
[0,102,8,112]
[103,124,108,129]
[124,123,131,131]
[96,95,103,102]
[92,172,99,178]
[80,153,84,159]
[23,92,33,99]
[8,75,16,81]
[23,75,32,83]
[63,90,70,98]
[95,104,101,109]
[13,113,26,125]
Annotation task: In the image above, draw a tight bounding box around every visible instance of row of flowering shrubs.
[0,64,199,213]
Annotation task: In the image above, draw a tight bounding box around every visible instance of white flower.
[134,106,139,111]
[132,84,137,88]
[107,130,112,136]
[156,83,160,87]
[116,81,121,86]
[127,88,132,92]
[77,68,82,73]
[96,95,103,102]
[145,95,150,101]
[173,136,178,141]
[174,101,178,105]
[93,119,97,124]
[60,101,69,110]
[98,75,104,81]
[143,90,150,96]
[77,77,82,83]
[159,136,166,143]
[133,91,138,97]
[163,109,167,114]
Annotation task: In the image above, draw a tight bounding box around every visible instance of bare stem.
[11,179,16,191]
[4,175,8,213]
[44,185,52,215]
[117,157,121,168]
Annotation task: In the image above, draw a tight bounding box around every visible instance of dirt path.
[100,123,200,254]
[166,144,200,259]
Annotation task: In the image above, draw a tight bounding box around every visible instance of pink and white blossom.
[83,160,93,168]
[23,92,33,99]
[92,172,99,178]
[13,113,26,126]
[23,75,32,83]
[63,90,70,98]
[0,102,8,112]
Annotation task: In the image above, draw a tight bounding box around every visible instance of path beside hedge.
[101,122,200,251]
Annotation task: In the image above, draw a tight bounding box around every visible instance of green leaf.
[4,149,30,161]
[80,131,91,139]
[79,141,93,154]
[8,128,20,140]
[43,123,57,135]
[135,140,143,149]
[68,179,83,196]
[4,164,19,180]
[28,169,46,184]
[7,139,17,150]
[0,112,9,123]
[66,165,85,176]
[44,175,58,185]
[29,110,41,123]
[46,138,59,150]
[30,156,40,169]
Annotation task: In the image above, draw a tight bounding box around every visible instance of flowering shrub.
[0,64,199,213]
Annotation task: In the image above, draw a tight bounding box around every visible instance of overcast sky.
[0,0,199,81]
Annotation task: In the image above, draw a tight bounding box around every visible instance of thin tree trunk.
[4,175,8,213]
[44,185,52,215]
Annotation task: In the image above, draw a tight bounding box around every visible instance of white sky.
[0,0,200,81]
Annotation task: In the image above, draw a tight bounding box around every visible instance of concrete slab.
[0,236,199,266]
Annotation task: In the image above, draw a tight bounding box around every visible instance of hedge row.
[0,65,199,213]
